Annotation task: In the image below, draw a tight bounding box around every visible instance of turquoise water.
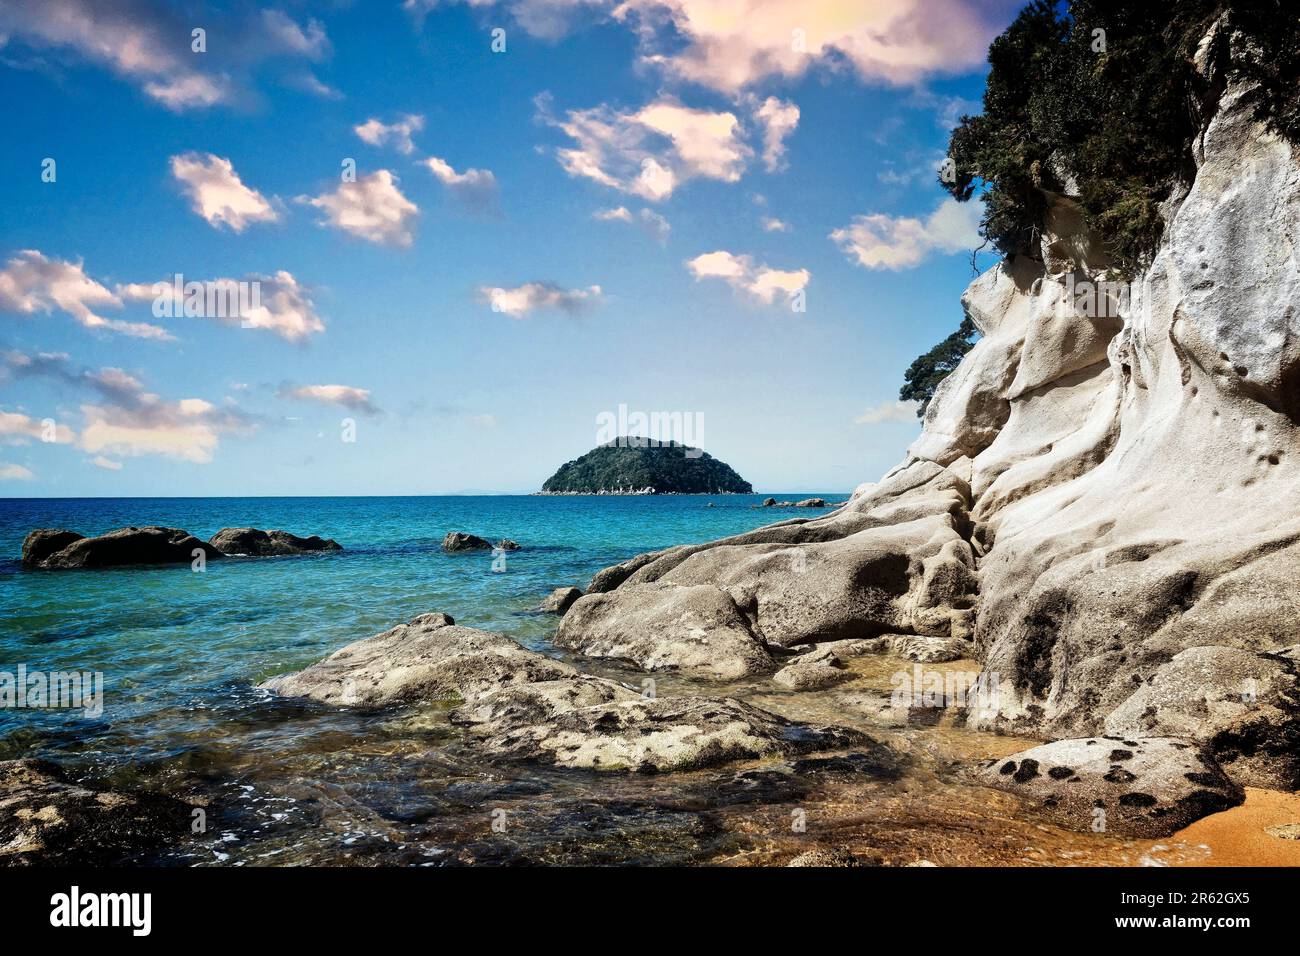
[1,494,850,864]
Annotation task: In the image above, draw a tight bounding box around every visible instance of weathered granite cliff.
[563,30,1300,798]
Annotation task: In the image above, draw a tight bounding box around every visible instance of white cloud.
[118,271,326,343]
[422,156,499,213]
[0,409,74,444]
[686,250,808,305]
[855,400,920,424]
[301,170,419,246]
[594,206,634,223]
[0,0,335,111]
[2,349,255,464]
[169,153,279,232]
[752,96,799,171]
[478,281,603,318]
[354,114,425,155]
[542,96,750,201]
[90,455,122,470]
[0,250,170,340]
[831,198,982,271]
[261,9,330,59]
[282,384,380,415]
[594,206,670,243]
[0,463,34,481]
[761,216,790,232]
[616,0,1008,93]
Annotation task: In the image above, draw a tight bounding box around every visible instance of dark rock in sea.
[539,586,583,614]
[0,759,196,866]
[442,531,493,552]
[497,539,521,551]
[21,526,223,569]
[541,439,752,494]
[21,529,84,567]
[974,737,1244,837]
[762,497,777,507]
[795,498,827,508]
[209,527,342,556]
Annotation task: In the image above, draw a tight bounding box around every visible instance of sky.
[0,0,1021,496]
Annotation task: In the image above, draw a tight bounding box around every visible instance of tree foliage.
[541,441,753,494]
[899,317,979,418]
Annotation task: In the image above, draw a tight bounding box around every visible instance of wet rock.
[539,586,583,615]
[787,846,872,867]
[795,498,827,508]
[441,532,494,552]
[0,759,194,866]
[21,526,222,569]
[259,612,577,707]
[477,696,871,773]
[450,676,638,730]
[209,527,342,556]
[773,654,850,690]
[762,497,777,507]
[975,737,1243,837]
[497,539,521,551]
[555,582,775,680]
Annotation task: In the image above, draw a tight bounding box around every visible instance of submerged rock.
[21,526,222,569]
[975,737,1243,837]
[478,696,871,773]
[209,527,342,556]
[0,759,195,865]
[773,653,850,690]
[539,586,583,614]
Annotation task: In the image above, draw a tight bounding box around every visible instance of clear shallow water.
[1,494,825,747]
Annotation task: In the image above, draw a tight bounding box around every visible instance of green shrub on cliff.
[899,318,980,417]
[943,0,1300,278]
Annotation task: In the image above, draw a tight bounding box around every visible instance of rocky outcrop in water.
[562,33,1300,809]
[209,527,342,556]
[441,532,519,552]
[260,611,884,773]
[21,526,223,569]
[539,586,583,614]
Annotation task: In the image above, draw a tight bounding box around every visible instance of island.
[539,439,752,495]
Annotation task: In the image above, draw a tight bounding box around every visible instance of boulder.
[496,539,522,551]
[0,759,195,866]
[209,527,342,556]
[441,532,494,552]
[21,526,222,569]
[975,737,1243,837]
[539,586,583,614]
[794,498,827,507]
[1104,646,1300,790]
[555,582,775,680]
[259,612,577,707]
[20,529,84,567]
[773,653,850,690]
[477,696,872,772]
[762,497,777,507]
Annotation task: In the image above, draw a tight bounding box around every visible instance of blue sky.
[0,0,1020,496]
